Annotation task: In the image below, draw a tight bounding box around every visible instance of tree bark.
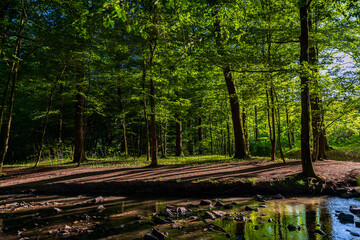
[210,113,214,155]
[58,83,64,142]
[299,0,317,177]
[175,113,183,156]
[211,4,248,159]
[73,69,85,166]
[149,43,157,166]
[242,108,249,154]
[142,60,150,161]
[0,10,26,172]
[286,107,292,149]
[117,82,128,156]
[227,118,231,157]
[255,106,259,142]
[35,65,66,167]
[187,119,193,155]
[266,88,276,161]
[276,108,286,163]
[198,116,203,155]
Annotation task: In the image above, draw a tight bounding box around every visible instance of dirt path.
[1,160,360,195]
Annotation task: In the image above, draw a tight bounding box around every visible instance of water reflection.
[0,195,360,239]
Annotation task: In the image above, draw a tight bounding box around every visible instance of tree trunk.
[175,113,183,156]
[255,106,259,142]
[35,65,66,167]
[73,70,85,166]
[198,116,203,155]
[266,88,276,161]
[212,5,247,159]
[149,43,157,166]
[58,83,64,142]
[117,83,128,156]
[227,118,231,157]
[187,119,193,155]
[210,113,214,155]
[0,11,26,172]
[242,108,249,154]
[142,60,150,161]
[299,0,317,177]
[276,108,286,163]
[286,107,292,149]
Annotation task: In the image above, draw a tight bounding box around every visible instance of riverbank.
[1,159,360,196]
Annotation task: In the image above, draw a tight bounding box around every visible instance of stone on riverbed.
[337,212,355,223]
[151,227,167,240]
[350,206,360,215]
[94,196,104,204]
[200,199,212,206]
[53,207,62,215]
[214,201,224,207]
[212,210,227,218]
[203,211,216,220]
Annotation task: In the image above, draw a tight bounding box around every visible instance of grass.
[3,155,240,169]
[283,147,360,161]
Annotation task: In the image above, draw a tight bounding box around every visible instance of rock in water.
[245,206,254,211]
[224,204,233,210]
[214,201,224,207]
[144,234,159,240]
[177,207,187,216]
[255,195,265,202]
[97,205,105,213]
[153,217,168,225]
[200,200,212,206]
[212,210,227,218]
[203,211,216,220]
[94,196,104,204]
[53,208,62,215]
[350,206,360,215]
[151,227,167,240]
[275,194,284,199]
[338,212,354,223]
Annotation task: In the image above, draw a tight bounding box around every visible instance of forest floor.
[1,158,360,196]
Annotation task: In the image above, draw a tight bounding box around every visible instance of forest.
[1,1,360,239]
[0,0,359,176]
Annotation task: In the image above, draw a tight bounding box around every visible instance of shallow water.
[0,194,360,239]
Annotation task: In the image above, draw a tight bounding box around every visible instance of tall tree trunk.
[299,0,317,177]
[255,106,259,142]
[58,83,64,142]
[242,108,249,154]
[286,107,292,149]
[276,108,286,163]
[0,11,26,172]
[149,43,157,166]
[227,118,231,157]
[175,113,183,156]
[187,119,193,155]
[73,70,85,166]
[266,88,276,161]
[198,116,203,155]
[212,4,247,159]
[117,83,128,156]
[35,65,66,167]
[210,113,214,155]
[142,60,150,161]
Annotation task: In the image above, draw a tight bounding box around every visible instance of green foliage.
[0,0,358,165]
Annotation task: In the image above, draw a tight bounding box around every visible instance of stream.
[0,194,360,239]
